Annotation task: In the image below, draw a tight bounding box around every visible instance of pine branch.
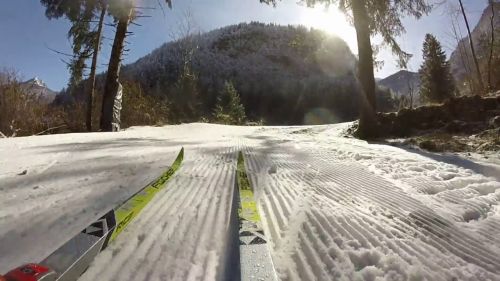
[60,58,72,67]
[133,6,156,10]
[45,44,74,57]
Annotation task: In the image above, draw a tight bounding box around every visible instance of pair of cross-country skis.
[1,149,277,281]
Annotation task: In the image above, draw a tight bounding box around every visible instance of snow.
[1,123,499,280]
[31,77,47,88]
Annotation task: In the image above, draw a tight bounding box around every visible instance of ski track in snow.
[1,123,499,281]
[0,130,182,272]
[80,144,238,281]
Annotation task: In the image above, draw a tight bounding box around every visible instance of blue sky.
[0,0,488,90]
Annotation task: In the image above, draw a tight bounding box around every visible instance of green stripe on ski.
[237,151,261,224]
[110,147,184,241]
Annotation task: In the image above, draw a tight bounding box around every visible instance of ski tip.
[174,147,184,166]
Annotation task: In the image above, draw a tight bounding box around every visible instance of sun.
[299,6,357,51]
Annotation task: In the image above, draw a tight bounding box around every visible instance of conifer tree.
[41,0,107,131]
[419,34,455,103]
[41,0,94,91]
[100,0,134,131]
[213,81,246,125]
[100,0,172,131]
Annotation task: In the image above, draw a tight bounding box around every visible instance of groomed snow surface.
[1,123,499,281]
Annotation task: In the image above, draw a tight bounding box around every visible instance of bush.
[0,70,172,137]
[121,80,169,128]
[0,70,64,136]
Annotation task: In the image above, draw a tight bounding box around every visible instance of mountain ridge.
[20,77,58,103]
[378,70,420,101]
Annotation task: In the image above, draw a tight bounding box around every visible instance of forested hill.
[378,70,420,99]
[119,22,395,125]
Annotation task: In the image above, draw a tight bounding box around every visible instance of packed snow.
[1,123,499,280]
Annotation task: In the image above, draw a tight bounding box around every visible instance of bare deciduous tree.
[487,0,496,91]
[447,4,475,95]
[458,0,485,94]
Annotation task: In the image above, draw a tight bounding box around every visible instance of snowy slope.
[1,123,499,280]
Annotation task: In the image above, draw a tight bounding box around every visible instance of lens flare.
[304,108,340,125]
[299,6,357,52]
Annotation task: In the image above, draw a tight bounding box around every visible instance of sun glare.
[300,6,357,51]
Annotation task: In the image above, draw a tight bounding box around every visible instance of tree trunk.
[451,19,474,94]
[408,81,414,109]
[458,0,485,94]
[100,8,132,132]
[86,4,106,132]
[487,2,495,92]
[351,0,378,139]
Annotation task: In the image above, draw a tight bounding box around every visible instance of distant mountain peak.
[387,70,414,77]
[20,77,57,103]
[25,77,48,88]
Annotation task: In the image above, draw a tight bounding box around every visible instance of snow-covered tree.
[122,23,367,124]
